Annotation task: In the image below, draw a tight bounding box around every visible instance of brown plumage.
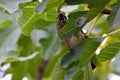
[57,13,96,69]
[56,13,87,49]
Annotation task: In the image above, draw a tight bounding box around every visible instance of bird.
[56,13,88,50]
[56,13,96,70]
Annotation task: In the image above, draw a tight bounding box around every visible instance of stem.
[37,59,48,80]
[107,27,120,36]
[87,13,102,36]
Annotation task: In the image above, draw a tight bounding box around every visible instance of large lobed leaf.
[0,10,41,80]
[0,12,21,63]
[16,2,40,36]
[17,0,64,36]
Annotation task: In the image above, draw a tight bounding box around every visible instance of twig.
[107,27,120,36]
[87,13,102,36]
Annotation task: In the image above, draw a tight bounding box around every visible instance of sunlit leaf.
[16,2,39,36]
[17,0,64,36]
[97,42,120,61]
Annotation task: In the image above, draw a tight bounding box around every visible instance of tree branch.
[37,59,48,80]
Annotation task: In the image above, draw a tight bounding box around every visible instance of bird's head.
[56,13,67,31]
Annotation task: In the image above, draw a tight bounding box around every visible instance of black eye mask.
[57,14,67,21]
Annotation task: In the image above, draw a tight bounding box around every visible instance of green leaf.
[95,15,109,35]
[111,53,120,75]
[60,0,110,39]
[84,64,93,80]
[97,42,120,62]
[59,11,87,39]
[2,50,20,63]
[34,19,53,30]
[16,2,39,36]
[61,37,105,68]
[0,0,31,14]
[64,67,79,80]
[61,50,82,68]
[43,46,67,77]
[65,67,84,80]
[108,0,120,29]
[52,61,69,80]
[110,31,120,42]
[35,0,48,14]
[40,24,61,60]
[10,34,41,80]
[11,54,41,80]
[52,58,79,80]
[65,0,111,22]
[91,55,101,66]
[0,15,21,63]
[86,0,111,22]
[108,0,117,6]
[72,68,84,80]
[17,0,64,36]
[78,38,105,67]
[66,0,110,6]
[0,20,12,29]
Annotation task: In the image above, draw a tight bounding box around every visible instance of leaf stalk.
[87,13,102,36]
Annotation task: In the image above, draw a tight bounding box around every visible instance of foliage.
[0,0,120,80]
